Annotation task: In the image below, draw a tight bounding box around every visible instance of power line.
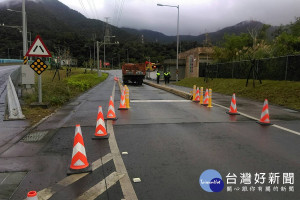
[87,0,97,19]
[116,0,125,27]
[78,0,89,18]
[113,0,121,26]
[91,0,99,20]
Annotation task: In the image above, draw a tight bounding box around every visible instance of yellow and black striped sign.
[30,58,48,75]
[23,56,28,64]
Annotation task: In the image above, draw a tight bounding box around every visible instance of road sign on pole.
[25,35,52,105]
[25,35,52,57]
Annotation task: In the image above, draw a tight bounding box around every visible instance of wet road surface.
[1,70,299,199]
[0,65,29,151]
[113,80,299,200]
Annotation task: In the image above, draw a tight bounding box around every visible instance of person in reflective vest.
[156,71,160,84]
[164,72,168,84]
[167,71,171,83]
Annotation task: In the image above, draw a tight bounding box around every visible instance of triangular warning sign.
[26,35,52,57]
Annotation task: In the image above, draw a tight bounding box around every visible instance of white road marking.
[107,121,138,200]
[76,172,124,200]
[36,153,112,200]
[131,99,190,103]
[132,178,141,183]
[212,102,300,136]
[272,124,300,136]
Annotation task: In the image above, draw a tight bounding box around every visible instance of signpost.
[25,35,52,104]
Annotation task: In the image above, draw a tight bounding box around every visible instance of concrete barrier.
[5,76,25,120]
[143,80,192,100]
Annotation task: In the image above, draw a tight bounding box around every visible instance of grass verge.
[22,68,108,125]
[174,77,300,110]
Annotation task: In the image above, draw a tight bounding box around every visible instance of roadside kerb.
[143,80,192,100]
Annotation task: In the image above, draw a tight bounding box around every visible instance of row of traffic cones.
[226,93,272,125]
[68,83,130,174]
[192,83,271,125]
[67,96,118,174]
[26,79,127,199]
[193,86,212,107]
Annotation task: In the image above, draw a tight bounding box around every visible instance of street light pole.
[157,3,180,82]
[176,5,179,82]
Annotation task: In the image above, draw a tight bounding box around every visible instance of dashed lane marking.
[107,120,138,200]
[76,172,124,200]
[213,102,300,136]
[36,153,112,200]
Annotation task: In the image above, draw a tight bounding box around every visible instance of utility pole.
[118,54,120,69]
[22,0,26,55]
[8,48,11,59]
[97,41,101,77]
[93,34,96,70]
[104,17,110,67]
[126,49,129,63]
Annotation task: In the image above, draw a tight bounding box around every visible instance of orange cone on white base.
[67,124,92,175]
[106,96,118,120]
[202,89,209,106]
[226,93,240,115]
[93,106,109,139]
[193,87,200,102]
[118,88,127,110]
[257,99,272,125]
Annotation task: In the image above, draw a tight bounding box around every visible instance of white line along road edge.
[107,120,138,200]
[213,102,300,136]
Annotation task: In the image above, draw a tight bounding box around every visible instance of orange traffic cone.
[257,99,272,125]
[226,93,240,115]
[118,88,127,110]
[67,124,92,175]
[106,96,118,120]
[193,87,200,102]
[202,89,209,106]
[93,106,109,139]
[27,191,38,200]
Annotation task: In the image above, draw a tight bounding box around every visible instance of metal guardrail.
[0,59,23,64]
[10,66,21,91]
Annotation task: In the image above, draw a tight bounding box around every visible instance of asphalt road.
[0,65,29,150]
[114,75,299,200]
[1,70,299,200]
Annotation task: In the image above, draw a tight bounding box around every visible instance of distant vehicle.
[122,63,146,85]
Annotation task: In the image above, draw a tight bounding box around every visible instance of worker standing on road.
[167,71,171,84]
[156,71,160,84]
[164,71,168,84]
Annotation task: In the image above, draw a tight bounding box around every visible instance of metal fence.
[0,59,23,64]
[201,55,300,81]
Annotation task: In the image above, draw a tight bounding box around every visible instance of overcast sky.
[3,0,300,36]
